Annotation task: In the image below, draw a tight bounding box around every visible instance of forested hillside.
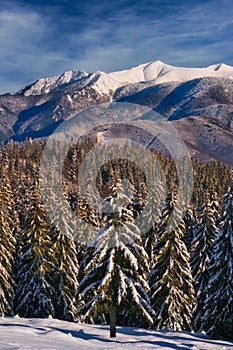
[0,138,232,340]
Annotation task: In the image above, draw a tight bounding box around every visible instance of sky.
[0,0,233,94]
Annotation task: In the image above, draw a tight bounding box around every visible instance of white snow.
[109,60,233,85]
[0,317,233,349]
[17,60,233,97]
[19,70,88,96]
[88,71,122,96]
[67,94,72,103]
[96,130,108,143]
[109,63,148,84]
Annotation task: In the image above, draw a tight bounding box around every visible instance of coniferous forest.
[0,138,232,340]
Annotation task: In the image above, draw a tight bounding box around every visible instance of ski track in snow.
[0,317,233,350]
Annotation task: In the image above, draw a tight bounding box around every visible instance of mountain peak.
[17,69,89,96]
[207,63,233,72]
[109,60,233,86]
[16,60,233,97]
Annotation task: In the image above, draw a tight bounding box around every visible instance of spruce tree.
[140,177,165,264]
[202,185,233,339]
[15,181,55,318]
[76,175,100,280]
[183,206,196,253]
[190,194,218,331]
[0,168,15,316]
[50,228,79,321]
[150,191,195,331]
[209,191,220,221]
[76,171,100,246]
[78,178,154,337]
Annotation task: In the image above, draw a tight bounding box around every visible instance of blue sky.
[0,0,232,94]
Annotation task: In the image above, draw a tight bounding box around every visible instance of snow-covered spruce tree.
[0,168,15,316]
[15,181,55,318]
[202,185,233,340]
[132,183,146,219]
[38,169,81,321]
[209,191,220,221]
[78,218,100,282]
[49,227,79,321]
[76,170,100,245]
[150,191,195,331]
[78,178,154,337]
[75,170,100,283]
[190,194,218,331]
[183,206,196,253]
[140,177,165,265]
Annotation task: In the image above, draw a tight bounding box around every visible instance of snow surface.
[18,70,88,96]
[88,71,123,96]
[0,317,233,350]
[109,61,233,85]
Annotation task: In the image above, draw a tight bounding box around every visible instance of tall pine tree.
[202,185,233,339]
[0,167,15,316]
[190,194,218,331]
[15,181,55,317]
[50,228,79,321]
[150,191,195,331]
[78,178,154,337]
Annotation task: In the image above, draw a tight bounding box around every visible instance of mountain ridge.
[16,60,233,97]
[0,60,232,165]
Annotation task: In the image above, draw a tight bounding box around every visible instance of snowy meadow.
[1,317,233,350]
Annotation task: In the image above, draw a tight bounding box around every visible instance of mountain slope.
[110,60,233,85]
[156,77,233,121]
[17,60,233,97]
[17,70,89,96]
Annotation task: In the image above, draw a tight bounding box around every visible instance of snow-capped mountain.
[17,70,89,96]
[110,60,233,85]
[17,60,233,97]
[0,60,233,165]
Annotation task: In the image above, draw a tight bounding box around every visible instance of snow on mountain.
[207,63,233,72]
[18,70,89,96]
[156,76,233,120]
[18,70,124,97]
[86,71,124,95]
[109,62,148,83]
[0,317,233,350]
[110,60,233,85]
[17,60,233,97]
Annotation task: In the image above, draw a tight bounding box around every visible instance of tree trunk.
[110,302,117,338]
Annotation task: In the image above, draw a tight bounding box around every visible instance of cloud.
[0,0,232,94]
[69,0,233,70]
[0,6,54,91]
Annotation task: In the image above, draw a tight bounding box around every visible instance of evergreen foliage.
[190,194,218,331]
[0,167,15,316]
[150,192,195,331]
[50,228,79,321]
[78,179,154,337]
[202,185,233,339]
[0,139,232,339]
[15,181,55,318]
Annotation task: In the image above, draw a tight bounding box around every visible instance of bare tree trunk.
[110,302,117,338]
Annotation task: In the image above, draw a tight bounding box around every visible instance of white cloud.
[0,6,53,91]
[0,9,46,64]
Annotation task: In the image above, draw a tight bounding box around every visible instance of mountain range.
[0,60,232,165]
